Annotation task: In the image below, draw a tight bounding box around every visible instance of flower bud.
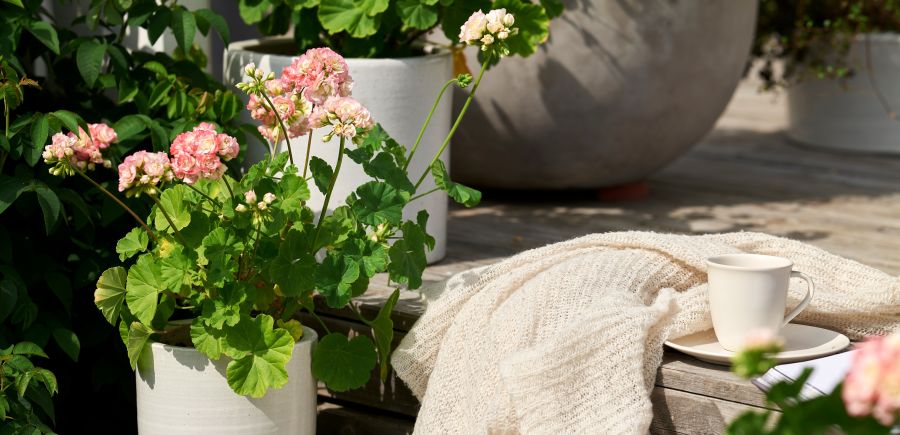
[263,192,276,204]
[235,204,248,213]
[481,34,495,46]
[257,201,267,210]
[245,190,257,204]
[498,30,509,40]
[503,13,515,27]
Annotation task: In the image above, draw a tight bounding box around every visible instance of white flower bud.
[245,190,257,204]
[503,13,515,27]
[244,63,256,76]
[235,204,248,213]
[257,201,267,210]
[498,30,509,40]
[263,192,276,204]
[481,34,494,46]
[103,160,112,168]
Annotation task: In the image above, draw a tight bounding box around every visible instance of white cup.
[706,253,815,351]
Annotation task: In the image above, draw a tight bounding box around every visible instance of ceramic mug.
[706,253,815,351]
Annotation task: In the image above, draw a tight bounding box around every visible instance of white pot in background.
[788,33,900,154]
[135,326,317,435]
[224,38,452,263]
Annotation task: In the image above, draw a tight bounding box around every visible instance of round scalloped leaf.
[312,333,377,392]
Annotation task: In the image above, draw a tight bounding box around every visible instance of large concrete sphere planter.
[452,0,758,189]
[225,38,452,263]
[787,33,900,154]
[135,326,317,435]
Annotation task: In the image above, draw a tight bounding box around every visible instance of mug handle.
[783,271,815,326]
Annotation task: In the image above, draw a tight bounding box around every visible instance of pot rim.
[226,36,451,64]
[148,325,318,352]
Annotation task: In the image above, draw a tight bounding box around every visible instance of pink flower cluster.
[117,151,174,194]
[247,79,312,142]
[43,123,117,172]
[459,9,516,50]
[168,123,239,184]
[281,47,353,105]
[843,333,900,425]
[309,97,374,143]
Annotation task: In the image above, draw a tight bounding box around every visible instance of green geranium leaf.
[315,210,354,250]
[159,246,193,294]
[397,0,438,30]
[76,40,106,86]
[493,0,550,57]
[277,173,311,217]
[181,211,212,249]
[431,159,481,207]
[126,255,164,325]
[191,318,224,359]
[201,285,246,329]
[116,227,149,261]
[349,181,409,226]
[309,156,333,195]
[365,288,399,380]
[153,185,191,231]
[312,333,377,392]
[318,0,388,38]
[126,322,153,370]
[316,253,360,308]
[95,267,127,325]
[270,229,316,297]
[223,314,295,398]
[201,228,243,288]
[388,219,430,289]
[540,0,564,18]
[364,152,414,193]
[343,237,389,278]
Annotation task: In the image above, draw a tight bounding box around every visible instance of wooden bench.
[307,82,900,434]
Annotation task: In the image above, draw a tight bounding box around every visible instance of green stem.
[313,137,346,245]
[149,194,187,245]
[222,176,235,200]
[185,183,220,208]
[75,169,158,243]
[403,78,458,172]
[306,307,332,335]
[302,125,314,179]
[259,92,295,166]
[409,187,440,203]
[414,56,490,190]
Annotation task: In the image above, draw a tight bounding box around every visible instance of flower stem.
[149,194,187,245]
[403,77,459,172]
[414,55,490,190]
[222,176,235,200]
[313,137,345,245]
[74,168,157,243]
[409,187,440,203]
[302,127,314,179]
[259,91,295,166]
[185,183,220,208]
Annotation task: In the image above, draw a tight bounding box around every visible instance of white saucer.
[664,324,850,366]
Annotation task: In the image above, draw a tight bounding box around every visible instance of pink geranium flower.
[117,151,173,195]
[280,47,353,105]
[843,333,900,426]
[43,123,117,175]
[168,123,236,184]
[308,96,374,143]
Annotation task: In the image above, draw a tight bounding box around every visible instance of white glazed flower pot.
[135,326,317,435]
[787,33,900,154]
[224,38,452,263]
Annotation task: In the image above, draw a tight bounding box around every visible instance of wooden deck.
[310,81,900,434]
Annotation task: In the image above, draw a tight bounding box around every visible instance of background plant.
[0,342,58,434]
[236,0,558,58]
[0,0,244,431]
[753,0,900,90]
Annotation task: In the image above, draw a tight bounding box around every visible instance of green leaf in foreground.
[127,322,154,370]
[126,255,164,325]
[312,333,377,392]
[224,314,295,398]
[95,267,127,325]
[153,185,192,231]
[349,181,409,226]
[116,227,149,261]
[366,288,399,380]
[318,0,387,38]
[431,159,481,207]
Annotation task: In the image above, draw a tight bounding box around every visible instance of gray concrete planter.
[452,0,758,189]
[787,33,900,154]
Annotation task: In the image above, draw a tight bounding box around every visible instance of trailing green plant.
[753,0,900,90]
[0,342,58,434]
[237,0,558,58]
[41,9,538,397]
[0,0,246,430]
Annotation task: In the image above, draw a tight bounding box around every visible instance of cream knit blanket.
[390,232,900,434]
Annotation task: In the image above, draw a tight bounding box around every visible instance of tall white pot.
[787,33,900,154]
[224,38,452,263]
[135,327,317,435]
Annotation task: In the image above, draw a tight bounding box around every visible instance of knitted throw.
[391,232,900,434]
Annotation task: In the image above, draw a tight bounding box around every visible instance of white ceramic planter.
[135,326,317,435]
[787,33,900,154]
[224,38,452,263]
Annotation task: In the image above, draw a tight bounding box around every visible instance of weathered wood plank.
[650,387,775,435]
[317,401,414,435]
